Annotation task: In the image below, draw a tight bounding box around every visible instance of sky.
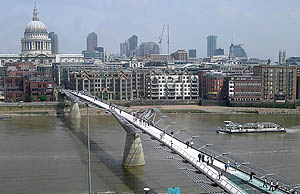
[0,0,300,61]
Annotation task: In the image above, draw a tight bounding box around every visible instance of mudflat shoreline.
[0,102,299,116]
[131,105,300,114]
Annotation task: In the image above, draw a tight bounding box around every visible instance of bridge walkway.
[68,91,289,194]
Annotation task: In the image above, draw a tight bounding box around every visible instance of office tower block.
[188,49,197,58]
[87,32,98,52]
[215,48,224,56]
[207,35,217,57]
[48,32,59,54]
[279,50,286,65]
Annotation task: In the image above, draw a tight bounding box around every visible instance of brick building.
[227,75,261,102]
[171,50,188,63]
[3,63,54,102]
[198,71,226,100]
[253,65,297,102]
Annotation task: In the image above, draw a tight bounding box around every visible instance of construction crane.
[158,24,165,54]
[167,24,170,55]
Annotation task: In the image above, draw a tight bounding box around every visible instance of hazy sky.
[0,0,300,60]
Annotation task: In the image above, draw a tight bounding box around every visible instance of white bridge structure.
[63,90,297,194]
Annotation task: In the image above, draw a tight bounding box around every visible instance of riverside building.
[145,68,199,100]
[253,65,297,102]
[66,68,146,101]
[227,75,262,102]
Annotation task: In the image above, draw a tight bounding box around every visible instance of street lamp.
[198,144,214,150]
[184,135,199,142]
[260,173,274,178]
[86,103,92,194]
[241,162,250,165]
[174,129,187,135]
[215,153,230,158]
[163,121,177,131]
[144,187,151,194]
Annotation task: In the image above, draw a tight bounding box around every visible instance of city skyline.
[0,0,300,60]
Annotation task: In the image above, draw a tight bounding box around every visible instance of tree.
[29,95,34,102]
[114,93,120,100]
[103,91,108,100]
[39,95,47,102]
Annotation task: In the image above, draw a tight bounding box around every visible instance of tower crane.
[158,24,165,54]
[167,24,170,55]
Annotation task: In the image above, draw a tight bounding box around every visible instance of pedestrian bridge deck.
[69,91,288,194]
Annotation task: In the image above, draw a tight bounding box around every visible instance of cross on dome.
[32,1,39,21]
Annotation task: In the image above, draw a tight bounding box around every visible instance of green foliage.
[103,91,108,100]
[39,95,47,102]
[114,93,120,100]
[29,95,34,102]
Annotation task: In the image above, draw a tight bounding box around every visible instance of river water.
[0,114,299,194]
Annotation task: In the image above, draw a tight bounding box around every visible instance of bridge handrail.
[67,91,295,194]
[128,115,245,194]
[70,91,247,194]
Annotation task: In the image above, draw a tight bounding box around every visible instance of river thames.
[0,113,299,193]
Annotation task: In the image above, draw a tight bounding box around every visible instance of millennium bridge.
[62,89,299,194]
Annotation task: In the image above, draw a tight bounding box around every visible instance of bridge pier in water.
[123,132,145,167]
[111,111,146,167]
[70,102,81,119]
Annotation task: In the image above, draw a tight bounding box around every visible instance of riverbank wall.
[0,102,108,117]
[110,99,200,107]
[1,102,300,117]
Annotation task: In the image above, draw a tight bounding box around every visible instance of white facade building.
[146,69,199,100]
[55,54,84,63]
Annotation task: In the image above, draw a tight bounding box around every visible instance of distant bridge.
[62,89,298,194]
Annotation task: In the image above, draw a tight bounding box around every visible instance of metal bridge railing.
[129,118,245,194]
[67,90,298,193]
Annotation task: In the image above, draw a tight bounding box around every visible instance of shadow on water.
[60,117,155,194]
[56,93,66,117]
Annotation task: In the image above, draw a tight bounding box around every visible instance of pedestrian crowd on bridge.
[105,99,295,194]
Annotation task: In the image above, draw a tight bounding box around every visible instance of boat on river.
[217,121,286,134]
[0,116,12,121]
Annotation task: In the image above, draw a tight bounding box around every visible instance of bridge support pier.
[70,102,81,119]
[123,132,145,167]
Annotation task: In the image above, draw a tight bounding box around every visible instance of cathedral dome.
[25,20,47,33]
[21,2,52,56]
[24,2,48,34]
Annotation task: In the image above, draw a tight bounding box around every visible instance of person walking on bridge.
[218,171,222,181]
[198,153,202,162]
[226,160,230,171]
[269,180,274,191]
[249,172,255,182]
[275,180,279,191]
[263,177,268,188]
[186,140,190,148]
[190,140,194,148]
[160,132,164,140]
[234,160,238,170]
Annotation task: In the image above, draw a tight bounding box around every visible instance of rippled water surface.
[0,114,299,193]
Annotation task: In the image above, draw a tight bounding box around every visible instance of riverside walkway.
[67,90,292,194]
